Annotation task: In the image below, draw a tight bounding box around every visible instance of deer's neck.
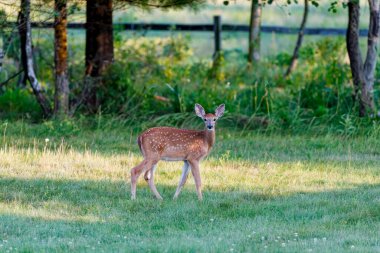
[204,129,216,151]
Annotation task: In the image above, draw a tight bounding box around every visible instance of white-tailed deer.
[131,103,225,200]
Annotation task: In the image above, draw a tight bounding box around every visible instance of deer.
[130,103,225,201]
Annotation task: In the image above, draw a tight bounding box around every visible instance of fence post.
[211,15,223,79]
[213,15,222,57]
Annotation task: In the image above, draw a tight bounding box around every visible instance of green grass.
[0,120,379,252]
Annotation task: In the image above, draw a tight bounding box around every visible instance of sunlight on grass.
[1,145,379,195]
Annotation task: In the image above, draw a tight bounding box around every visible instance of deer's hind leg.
[144,162,163,200]
[131,160,146,200]
[131,159,155,200]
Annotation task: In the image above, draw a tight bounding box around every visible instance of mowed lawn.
[0,121,379,252]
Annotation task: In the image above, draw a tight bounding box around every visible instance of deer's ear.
[195,103,206,118]
[215,104,225,118]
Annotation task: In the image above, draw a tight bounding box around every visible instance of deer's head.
[195,103,225,131]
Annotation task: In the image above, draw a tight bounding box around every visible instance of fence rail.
[4,16,368,57]
[22,22,369,36]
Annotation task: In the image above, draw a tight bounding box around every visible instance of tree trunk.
[0,48,3,73]
[85,0,114,112]
[19,0,52,117]
[18,3,28,86]
[54,0,69,116]
[346,0,379,117]
[362,0,380,116]
[248,0,261,63]
[285,0,309,77]
[346,1,363,97]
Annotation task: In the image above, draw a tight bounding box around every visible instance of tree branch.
[0,69,24,88]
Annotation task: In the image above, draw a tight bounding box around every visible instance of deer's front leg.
[188,159,202,201]
[173,161,190,199]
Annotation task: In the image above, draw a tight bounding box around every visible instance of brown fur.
[130,104,225,201]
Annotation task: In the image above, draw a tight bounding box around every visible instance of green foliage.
[289,38,352,117]
[96,35,378,134]
[101,35,196,115]
[0,9,6,22]
[41,119,81,136]
[1,32,379,134]
[338,114,357,137]
[0,89,42,119]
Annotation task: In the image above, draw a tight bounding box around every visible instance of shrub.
[0,88,42,119]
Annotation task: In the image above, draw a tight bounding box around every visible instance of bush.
[1,33,378,134]
[0,88,42,119]
[92,36,367,132]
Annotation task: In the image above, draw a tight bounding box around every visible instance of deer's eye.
[213,118,216,121]
[204,119,207,121]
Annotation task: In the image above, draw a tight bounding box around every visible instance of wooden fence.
[14,15,369,56]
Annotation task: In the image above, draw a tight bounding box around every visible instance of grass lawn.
[0,120,379,252]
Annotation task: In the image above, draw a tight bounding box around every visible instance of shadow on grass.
[1,177,379,224]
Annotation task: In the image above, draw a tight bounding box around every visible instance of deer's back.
[138,127,207,160]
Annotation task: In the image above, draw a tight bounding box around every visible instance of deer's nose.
[207,125,213,129]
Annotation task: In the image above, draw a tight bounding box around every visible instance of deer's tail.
[137,135,145,157]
